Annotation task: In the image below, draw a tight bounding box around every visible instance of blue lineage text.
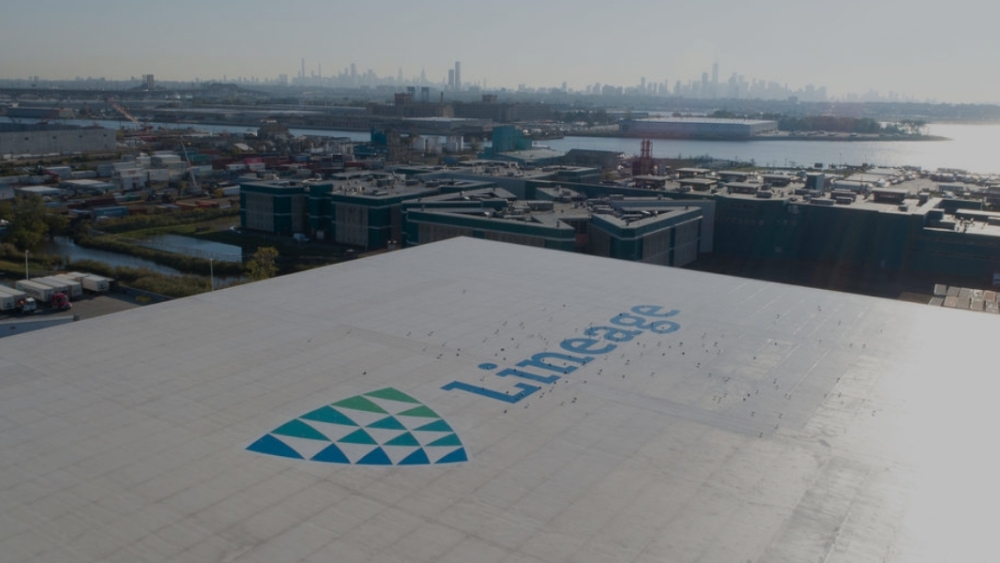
[442,306,680,403]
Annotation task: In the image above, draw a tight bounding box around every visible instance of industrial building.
[400,162,600,199]
[708,181,1000,281]
[243,163,1000,287]
[588,206,702,266]
[240,179,310,236]
[403,203,578,251]
[561,148,625,169]
[401,185,712,267]
[620,117,778,139]
[0,236,995,562]
[487,147,566,167]
[482,126,568,166]
[452,99,557,122]
[0,123,116,156]
[489,125,532,153]
[241,173,495,247]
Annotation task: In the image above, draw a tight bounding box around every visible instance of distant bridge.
[0,85,266,101]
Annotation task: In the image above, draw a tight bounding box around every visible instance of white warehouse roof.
[0,237,996,562]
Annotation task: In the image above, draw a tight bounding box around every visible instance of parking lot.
[1,291,149,323]
[65,293,144,319]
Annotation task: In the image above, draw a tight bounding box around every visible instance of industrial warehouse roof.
[634,117,778,125]
[0,237,997,562]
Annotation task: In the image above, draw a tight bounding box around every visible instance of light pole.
[24,250,28,280]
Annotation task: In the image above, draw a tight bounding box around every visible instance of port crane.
[178,140,203,196]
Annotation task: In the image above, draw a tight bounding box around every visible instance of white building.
[0,237,994,562]
[620,117,778,139]
[0,124,116,156]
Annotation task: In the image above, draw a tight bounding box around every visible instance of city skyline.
[2,0,998,104]
[0,60,922,105]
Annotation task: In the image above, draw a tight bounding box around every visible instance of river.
[44,236,182,275]
[6,117,1000,173]
[198,121,995,175]
[540,123,1000,174]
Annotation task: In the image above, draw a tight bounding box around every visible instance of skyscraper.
[454,61,461,92]
[712,63,719,98]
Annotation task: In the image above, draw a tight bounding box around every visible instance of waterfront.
[124,120,1000,175]
[542,122,1000,174]
[6,117,1000,173]
[47,234,241,268]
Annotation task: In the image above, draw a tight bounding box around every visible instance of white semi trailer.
[0,286,37,314]
[16,280,55,303]
[62,272,111,293]
[32,277,73,299]
[48,275,84,299]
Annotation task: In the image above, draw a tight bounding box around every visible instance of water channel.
[132,234,243,263]
[44,236,182,274]
[44,234,243,275]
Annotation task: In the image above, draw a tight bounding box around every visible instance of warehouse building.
[620,117,778,139]
[240,179,310,236]
[0,123,116,156]
[241,174,495,247]
[403,186,710,266]
[0,237,995,562]
[404,206,578,251]
[244,164,1000,286]
[588,205,702,266]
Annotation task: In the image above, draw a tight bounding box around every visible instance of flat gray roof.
[0,237,996,562]
[634,117,777,125]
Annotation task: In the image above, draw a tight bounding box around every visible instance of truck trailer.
[31,277,72,298]
[0,286,20,312]
[49,275,84,299]
[22,280,71,310]
[15,280,55,303]
[0,286,37,314]
[62,272,111,293]
[82,276,110,292]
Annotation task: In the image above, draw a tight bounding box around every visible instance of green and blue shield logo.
[247,387,467,466]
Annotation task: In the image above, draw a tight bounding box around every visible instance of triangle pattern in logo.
[247,387,467,466]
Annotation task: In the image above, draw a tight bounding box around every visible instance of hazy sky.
[2,0,998,103]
